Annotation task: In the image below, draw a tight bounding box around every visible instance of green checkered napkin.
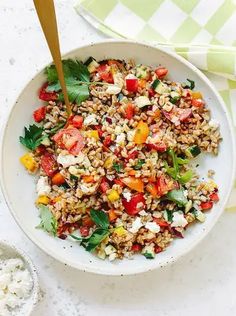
[75,0,236,209]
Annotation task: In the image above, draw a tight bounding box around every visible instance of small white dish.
[0,40,235,275]
[0,240,40,315]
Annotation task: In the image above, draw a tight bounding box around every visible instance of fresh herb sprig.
[183,78,195,90]
[19,124,46,150]
[71,209,110,252]
[36,205,58,236]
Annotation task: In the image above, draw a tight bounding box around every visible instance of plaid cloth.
[75,0,236,209]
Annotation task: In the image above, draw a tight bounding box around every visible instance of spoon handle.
[33,0,71,115]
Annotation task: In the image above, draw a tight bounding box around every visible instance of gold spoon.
[33,0,71,116]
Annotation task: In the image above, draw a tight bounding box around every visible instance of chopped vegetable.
[125,74,138,92]
[135,96,151,108]
[20,124,46,150]
[166,189,188,206]
[108,209,118,222]
[122,177,144,192]
[39,83,57,101]
[200,201,213,210]
[191,91,203,99]
[122,193,146,216]
[125,103,135,119]
[209,192,219,202]
[113,226,127,237]
[33,106,46,123]
[107,189,120,202]
[36,195,50,205]
[178,170,193,184]
[40,152,58,177]
[113,162,123,173]
[185,145,201,158]
[155,67,168,79]
[96,63,114,83]
[71,115,83,128]
[51,172,66,185]
[90,209,109,229]
[183,78,195,90]
[146,183,158,197]
[131,243,142,252]
[133,159,145,170]
[85,130,99,140]
[134,121,149,144]
[191,98,205,108]
[20,153,38,173]
[100,178,110,193]
[53,128,85,154]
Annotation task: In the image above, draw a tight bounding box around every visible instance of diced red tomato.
[94,125,103,138]
[155,67,168,79]
[156,175,170,197]
[35,145,46,155]
[191,98,205,108]
[33,106,46,123]
[209,192,219,202]
[39,83,57,101]
[80,226,90,237]
[71,115,83,129]
[125,75,138,92]
[122,193,146,216]
[103,135,112,147]
[40,152,58,177]
[146,142,167,153]
[53,128,84,155]
[153,218,169,227]
[100,178,110,193]
[200,201,213,210]
[131,243,142,252]
[127,150,139,160]
[125,103,135,120]
[154,246,163,254]
[148,88,155,97]
[113,178,124,187]
[96,64,114,83]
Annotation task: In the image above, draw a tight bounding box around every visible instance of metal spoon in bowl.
[33,0,71,116]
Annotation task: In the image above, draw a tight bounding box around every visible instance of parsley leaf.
[84,228,109,252]
[113,162,123,173]
[134,159,145,170]
[45,59,90,105]
[90,209,109,229]
[170,96,180,104]
[36,205,58,236]
[183,78,195,90]
[19,124,46,150]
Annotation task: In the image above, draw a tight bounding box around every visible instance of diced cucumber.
[136,65,149,79]
[135,96,151,108]
[196,210,206,222]
[170,91,180,104]
[84,57,99,73]
[41,137,50,146]
[185,145,201,158]
[152,80,170,94]
[142,245,155,259]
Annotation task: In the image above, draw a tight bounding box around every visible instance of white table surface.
[1,1,236,315]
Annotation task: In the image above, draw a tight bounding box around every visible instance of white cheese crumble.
[116,133,126,145]
[0,255,33,314]
[36,176,51,196]
[128,217,143,234]
[127,130,135,142]
[145,222,160,233]
[135,96,151,108]
[113,72,124,88]
[114,126,122,135]
[171,212,188,227]
[139,210,148,216]
[57,152,84,168]
[208,119,219,129]
[83,114,98,126]
[123,191,132,202]
[125,73,137,80]
[106,84,121,95]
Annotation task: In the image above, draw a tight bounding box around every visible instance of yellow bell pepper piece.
[20,153,38,173]
[36,195,50,205]
[104,156,114,169]
[133,121,149,144]
[85,130,99,140]
[191,91,203,99]
[107,189,120,202]
[114,226,127,236]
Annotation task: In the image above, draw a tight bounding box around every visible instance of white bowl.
[0,240,40,315]
[0,40,235,275]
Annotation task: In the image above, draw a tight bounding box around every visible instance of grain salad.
[19,57,221,261]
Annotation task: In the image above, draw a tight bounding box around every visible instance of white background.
[0,1,236,315]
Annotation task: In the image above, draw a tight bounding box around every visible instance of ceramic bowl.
[0,240,40,315]
[0,40,235,275]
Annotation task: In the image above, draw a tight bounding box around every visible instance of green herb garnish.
[170,96,180,104]
[178,170,193,185]
[90,209,109,230]
[19,124,46,150]
[183,78,195,90]
[134,159,145,170]
[113,162,123,173]
[166,189,188,206]
[36,205,57,236]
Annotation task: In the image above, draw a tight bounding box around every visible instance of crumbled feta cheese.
[83,114,98,126]
[145,222,160,233]
[0,257,33,313]
[152,211,162,218]
[79,183,97,194]
[183,190,188,198]
[106,84,121,95]
[109,253,117,261]
[114,126,122,135]
[139,210,148,216]
[129,217,143,234]
[116,133,126,145]
[162,102,173,112]
[57,152,84,168]
[127,130,135,142]
[104,245,116,255]
[123,191,132,202]
[171,212,188,227]
[36,176,51,196]
[68,166,79,176]
[209,119,219,129]
[135,96,151,108]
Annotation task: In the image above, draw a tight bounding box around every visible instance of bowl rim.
[0,240,40,315]
[0,39,235,276]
